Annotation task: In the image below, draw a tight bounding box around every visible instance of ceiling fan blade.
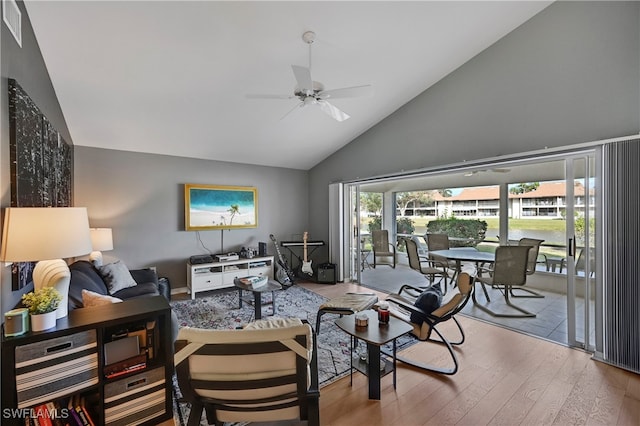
[318,100,350,122]
[280,102,305,121]
[291,65,313,94]
[246,94,294,99]
[318,84,373,100]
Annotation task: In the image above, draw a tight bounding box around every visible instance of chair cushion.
[410,284,442,324]
[318,293,378,312]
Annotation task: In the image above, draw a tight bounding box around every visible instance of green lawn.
[407,217,566,236]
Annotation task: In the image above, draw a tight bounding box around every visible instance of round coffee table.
[233,278,282,320]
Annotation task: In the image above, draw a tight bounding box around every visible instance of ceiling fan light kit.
[247,31,372,122]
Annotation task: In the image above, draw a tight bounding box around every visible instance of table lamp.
[89,228,113,267]
[1,207,92,319]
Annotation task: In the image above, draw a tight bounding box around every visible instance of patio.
[357,260,594,346]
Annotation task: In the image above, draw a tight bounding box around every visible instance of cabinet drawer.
[192,273,222,291]
[15,330,99,408]
[104,367,166,426]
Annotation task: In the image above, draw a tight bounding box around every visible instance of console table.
[186,256,274,299]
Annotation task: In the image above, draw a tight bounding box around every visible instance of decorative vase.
[30,311,57,332]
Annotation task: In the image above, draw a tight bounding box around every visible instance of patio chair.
[384,272,474,375]
[403,237,448,288]
[371,229,396,268]
[510,237,545,298]
[474,245,536,318]
[425,233,456,285]
[575,247,596,277]
[174,318,319,426]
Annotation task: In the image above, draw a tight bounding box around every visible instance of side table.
[233,278,282,320]
[335,310,412,399]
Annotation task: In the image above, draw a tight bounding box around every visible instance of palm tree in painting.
[228,204,240,225]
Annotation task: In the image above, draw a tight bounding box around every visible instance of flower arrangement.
[22,287,62,315]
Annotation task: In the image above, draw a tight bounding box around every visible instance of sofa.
[68,260,178,340]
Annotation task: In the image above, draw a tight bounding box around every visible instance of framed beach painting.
[185,184,258,231]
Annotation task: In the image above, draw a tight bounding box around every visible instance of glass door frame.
[565,150,600,351]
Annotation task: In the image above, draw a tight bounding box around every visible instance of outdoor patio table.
[429,248,496,303]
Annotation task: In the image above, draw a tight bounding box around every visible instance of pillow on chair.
[410,284,443,324]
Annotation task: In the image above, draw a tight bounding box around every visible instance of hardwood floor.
[166,281,639,425]
[299,281,640,426]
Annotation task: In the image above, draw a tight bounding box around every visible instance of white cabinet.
[187,256,274,299]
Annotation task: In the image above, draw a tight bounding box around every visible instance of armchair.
[174,318,319,426]
[385,272,473,375]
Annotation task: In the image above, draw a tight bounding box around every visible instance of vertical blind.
[603,138,640,373]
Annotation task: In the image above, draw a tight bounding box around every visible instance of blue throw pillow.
[410,284,443,324]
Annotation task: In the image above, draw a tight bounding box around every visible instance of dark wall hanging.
[7,79,73,290]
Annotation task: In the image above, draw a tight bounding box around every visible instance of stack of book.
[23,395,96,426]
[238,275,268,288]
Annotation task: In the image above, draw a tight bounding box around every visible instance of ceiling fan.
[247,31,373,122]
[464,168,511,177]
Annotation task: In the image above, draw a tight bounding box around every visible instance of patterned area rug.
[170,285,416,425]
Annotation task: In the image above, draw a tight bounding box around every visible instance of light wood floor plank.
[166,281,640,426]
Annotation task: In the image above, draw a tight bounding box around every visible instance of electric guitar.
[301,232,313,276]
[269,234,296,286]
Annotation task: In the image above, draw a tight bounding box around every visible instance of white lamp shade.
[0,207,93,262]
[90,228,113,251]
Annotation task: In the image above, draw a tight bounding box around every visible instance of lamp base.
[33,259,71,319]
[89,250,104,267]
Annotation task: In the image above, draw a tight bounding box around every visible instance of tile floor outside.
[357,261,595,347]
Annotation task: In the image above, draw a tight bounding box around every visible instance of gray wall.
[308,1,640,250]
[1,1,74,313]
[74,146,309,291]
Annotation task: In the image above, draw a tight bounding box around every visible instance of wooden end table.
[335,309,412,399]
[233,278,282,320]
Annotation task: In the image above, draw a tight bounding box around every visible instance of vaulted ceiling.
[25,1,552,170]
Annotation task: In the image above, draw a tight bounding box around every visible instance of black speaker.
[258,242,267,257]
[316,263,336,284]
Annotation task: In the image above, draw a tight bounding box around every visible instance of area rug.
[170,285,416,425]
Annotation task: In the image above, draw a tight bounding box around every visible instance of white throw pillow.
[82,289,123,307]
[98,260,137,294]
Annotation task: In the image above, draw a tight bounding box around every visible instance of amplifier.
[190,254,214,264]
[316,263,336,284]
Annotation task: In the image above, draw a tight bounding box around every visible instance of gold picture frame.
[184,184,258,231]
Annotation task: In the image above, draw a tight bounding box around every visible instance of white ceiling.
[24,1,552,170]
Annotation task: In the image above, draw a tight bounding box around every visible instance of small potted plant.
[22,287,62,331]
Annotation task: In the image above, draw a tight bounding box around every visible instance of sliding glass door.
[565,152,598,350]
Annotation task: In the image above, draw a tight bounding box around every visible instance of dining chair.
[474,245,536,317]
[425,233,456,285]
[384,272,474,375]
[403,237,448,288]
[511,237,545,298]
[371,229,396,268]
